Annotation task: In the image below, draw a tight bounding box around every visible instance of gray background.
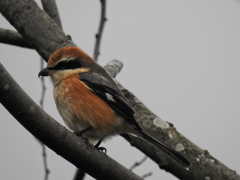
[1,1,240,179]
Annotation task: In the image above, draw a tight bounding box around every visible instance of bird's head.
[38,46,95,86]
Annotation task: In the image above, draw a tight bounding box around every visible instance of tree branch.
[104,59,123,78]
[129,156,148,171]
[0,0,63,50]
[1,0,239,179]
[73,169,86,180]
[40,1,62,179]
[0,63,143,180]
[93,0,107,62]
[0,0,75,61]
[41,0,62,29]
[0,28,32,48]
[105,74,240,180]
[39,57,50,180]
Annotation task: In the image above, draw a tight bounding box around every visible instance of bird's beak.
[38,67,52,77]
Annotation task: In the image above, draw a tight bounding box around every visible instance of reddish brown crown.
[47,46,92,67]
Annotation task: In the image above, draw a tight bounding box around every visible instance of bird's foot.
[96,147,107,154]
[94,139,107,153]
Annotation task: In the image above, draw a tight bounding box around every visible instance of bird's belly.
[53,77,124,141]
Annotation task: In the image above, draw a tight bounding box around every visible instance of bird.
[38,46,191,169]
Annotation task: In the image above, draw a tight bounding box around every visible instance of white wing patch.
[106,93,115,102]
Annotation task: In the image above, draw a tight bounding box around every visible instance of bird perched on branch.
[38,46,191,169]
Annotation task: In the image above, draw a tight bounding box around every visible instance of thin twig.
[39,1,62,179]
[141,172,152,179]
[93,0,107,62]
[73,1,107,179]
[42,142,50,180]
[40,59,47,109]
[129,156,152,179]
[0,28,32,48]
[129,156,152,178]
[73,169,86,180]
[129,156,148,171]
[39,58,50,180]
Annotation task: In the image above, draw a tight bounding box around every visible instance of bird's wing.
[79,72,142,130]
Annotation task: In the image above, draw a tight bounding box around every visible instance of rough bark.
[0,28,32,48]
[41,0,62,29]
[104,64,240,180]
[0,63,143,180]
[0,0,239,179]
[0,0,75,61]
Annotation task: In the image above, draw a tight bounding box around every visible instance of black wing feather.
[79,72,142,130]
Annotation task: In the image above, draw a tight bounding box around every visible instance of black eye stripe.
[58,61,69,69]
[50,59,82,70]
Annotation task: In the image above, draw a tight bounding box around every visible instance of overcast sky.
[1,1,240,180]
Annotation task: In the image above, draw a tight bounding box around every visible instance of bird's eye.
[60,61,68,69]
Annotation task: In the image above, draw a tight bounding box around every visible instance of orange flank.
[54,74,118,131]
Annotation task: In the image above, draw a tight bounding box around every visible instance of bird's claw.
[96,147,107,154]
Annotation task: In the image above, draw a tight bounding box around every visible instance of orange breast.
[54,74,118,131]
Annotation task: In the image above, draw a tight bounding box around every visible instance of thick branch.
[0,28,32,48]
[0,0,63,50]
[104,59,123,78]
[1,0,239,179]
[0,63,143,180]
[0,0,75,61]
[103,62,240,180]
[93,0,107,62]
[41,0,62,29]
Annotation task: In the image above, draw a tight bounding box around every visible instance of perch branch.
[41,0,62,29]
[104,64,240,179]
[0,0,75,61]
[1,0,239,179]
[0,28,32,48]
[93,0,107,62]
[0,63,143,180]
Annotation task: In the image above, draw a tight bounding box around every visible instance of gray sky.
[1,1,240,179]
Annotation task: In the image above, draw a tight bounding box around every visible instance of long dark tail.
[134,129,191,169]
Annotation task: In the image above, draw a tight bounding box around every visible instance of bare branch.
[41,142,50,180]
[39,1,62,178]
[103,59,123,78]
[107,78,240,180]
[73,1,107,178]
[41,0,62,29]
[73,169,86,180]
[129,156,152,179]
[0,0,75,62]
[0,28,32,48]
[129,156,148,171]
[0,0,63,50]
[1,0,239,179]
[141,172,152,179]
[39,60,47,109]
[0,63,143,180]
[93,0,107,62]
[39,58,50,180]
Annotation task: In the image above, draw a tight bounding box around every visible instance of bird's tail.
[134,129,191,169]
